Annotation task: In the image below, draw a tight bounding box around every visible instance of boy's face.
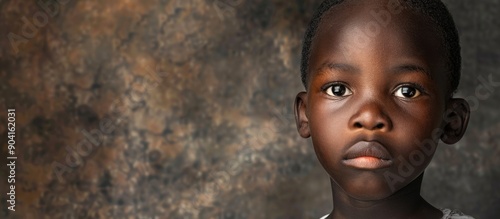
[295,0,470,200]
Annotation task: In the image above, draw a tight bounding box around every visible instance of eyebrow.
[391,64,432,79]
[314,62,432,79]
[315,62,360,75]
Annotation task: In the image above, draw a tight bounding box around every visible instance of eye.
[394,85,422,98]
[325,84,353,97]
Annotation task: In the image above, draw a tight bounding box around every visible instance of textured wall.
[0,0,498,218]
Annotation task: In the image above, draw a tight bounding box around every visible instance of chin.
[347,188,394,201]
[335,173,397,201]
[347,186,394,201]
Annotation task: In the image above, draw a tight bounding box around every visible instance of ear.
[441,98,470,144]
[294,92,311,138]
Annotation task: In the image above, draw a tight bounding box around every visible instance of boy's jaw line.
[332,175,422,206]
[328,174,440,218]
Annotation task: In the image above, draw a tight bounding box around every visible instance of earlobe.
[441,98,470,144]
[294,92,311,138]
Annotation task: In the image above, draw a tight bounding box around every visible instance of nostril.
[375,123,385,129]
[354,122,363,128]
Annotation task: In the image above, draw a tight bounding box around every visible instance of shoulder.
[319,209,474,219]
[440,208,475,219]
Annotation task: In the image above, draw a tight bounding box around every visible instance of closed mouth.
[342,141,393,169]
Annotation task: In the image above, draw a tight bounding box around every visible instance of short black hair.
[300,0,461,95]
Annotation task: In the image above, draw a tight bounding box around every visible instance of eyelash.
[321,81,352,98]
[321,81,349,91]
[321,82,427,96]
[396,82,427,94]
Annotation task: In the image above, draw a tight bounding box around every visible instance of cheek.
[388,100,444,186]
[308,99,349,164]
[308,98,351,141]
[391,100,444,156]
[395,98,445,133]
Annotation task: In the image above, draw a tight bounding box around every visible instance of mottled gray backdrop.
[0,0,499,218]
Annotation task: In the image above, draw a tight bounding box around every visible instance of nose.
[349,101,392,132]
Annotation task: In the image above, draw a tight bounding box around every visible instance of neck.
[328,174,442,219]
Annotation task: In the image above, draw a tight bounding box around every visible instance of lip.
[342,141,393,170]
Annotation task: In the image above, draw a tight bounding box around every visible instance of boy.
[294,0,474,218]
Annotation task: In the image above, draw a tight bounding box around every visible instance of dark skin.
[294,1,470,219]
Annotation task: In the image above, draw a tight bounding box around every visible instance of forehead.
[309,0,447,79]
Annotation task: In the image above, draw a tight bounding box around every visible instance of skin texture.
[294,1,470,218]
